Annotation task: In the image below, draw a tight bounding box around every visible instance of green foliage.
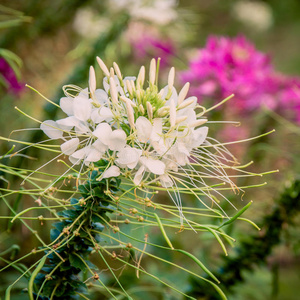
[187,179,300,299]
[32,171,120,299]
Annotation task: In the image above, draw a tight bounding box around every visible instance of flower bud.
[168,67,175,91]
[139,104,145,114]
[149,58,156,85]
[178,82,190,105]
[177,97,197,110]
[109,77,118,105]
[189,119,208,128]
[146,101,153,120]
[89,66,96,96]
[137,65,145,88]
[96,56,110,77]
[175,116,188,125]
[113,62,122,80]
[125,80,133,96]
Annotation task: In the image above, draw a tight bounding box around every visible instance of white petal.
[133,165,145,186]
[99,106,113,122]
[93,123,112,145]
[108,129,127,151]
[172,152,188,166]
[73,95,92,122]
[136,116,152,143]
[78,88,89,98]
[56,116,77,130]
[40,120,63,139]
[61,138,79,155]
[159,174,173,187]
[85,148,102,163]
[123,76,136,82]
[91,107,114,124]
[69,156,81,165]
[74,121,90,134]
[177,141,190,156]
[103,77,110,94]
[102,166,120,179]
[70,147,88,160]
[150,118,162,142]
[192,126,208,148]
[151,139,168,155]
[169,98,176,127]
[140,157,165,175]
[161,86,178,104]
[116,147,141,169]
[164,160,178,172]
[60,97,74,116]
[91,108,102,124]
[69,147,88,165]
[92,139,107,154]
[94,89,109,105]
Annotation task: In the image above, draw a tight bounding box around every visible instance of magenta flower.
[128,24,175,68]
[277,77,300,124]
[0,58,24,95]
[180,35,300,123]
[180,36,276,110]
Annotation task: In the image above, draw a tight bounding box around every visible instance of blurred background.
[0,0,300,299]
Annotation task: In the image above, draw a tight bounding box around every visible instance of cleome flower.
[40,57,245,218]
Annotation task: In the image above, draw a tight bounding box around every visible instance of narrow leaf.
[154,213,174,249]
[218,201,253,229]
[28,255,47,299]
[175,249,219,283]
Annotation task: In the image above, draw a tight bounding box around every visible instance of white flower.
[40,57,241,221]
[232,1,273,32]
[108,0,178,25]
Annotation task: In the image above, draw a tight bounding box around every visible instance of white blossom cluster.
[41,58,211,189]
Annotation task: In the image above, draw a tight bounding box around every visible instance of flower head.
[180,35,276,111]
[40,57,251,220]
[180,35,300,123]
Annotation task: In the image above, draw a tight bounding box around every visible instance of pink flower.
[180,35,300,123]
[127,23,175,68]
[180,36,275,110]
[0,58,24,95]
[278,77,300,124]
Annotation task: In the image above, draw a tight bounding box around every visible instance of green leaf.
[69,253,86,271]
[50,228,61,241]
[93,222,105,232]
